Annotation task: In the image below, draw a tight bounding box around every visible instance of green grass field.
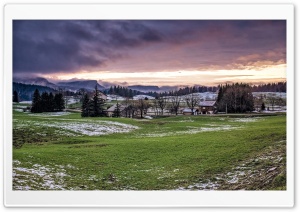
[12,103,286,190]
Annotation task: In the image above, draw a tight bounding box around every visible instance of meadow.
[12,103,286,190]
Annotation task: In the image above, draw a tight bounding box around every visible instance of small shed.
[199,101,216,114]
[182,108,199,115]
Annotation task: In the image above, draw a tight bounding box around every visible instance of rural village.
[11,19,287,191]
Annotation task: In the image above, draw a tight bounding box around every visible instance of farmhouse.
[98,91,107,100]
[106,104,127,117]
[199,101,216,114]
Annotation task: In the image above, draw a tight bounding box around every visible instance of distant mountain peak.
[13,77,58,89]
[57,80,105,91]
[13,77,105,92]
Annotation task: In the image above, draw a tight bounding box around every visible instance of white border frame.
[3,3,294,207]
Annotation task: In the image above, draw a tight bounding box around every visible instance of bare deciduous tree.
[185,94,200,115]
[170,94,181,115]
[157,97,167,115]
[267,94,277,111]
[153,98,160,116]
[137,99,151,118]
[267,94,286,111]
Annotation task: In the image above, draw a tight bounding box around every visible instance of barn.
[199,101,217,114]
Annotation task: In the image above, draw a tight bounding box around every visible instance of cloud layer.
[13,20,286,85]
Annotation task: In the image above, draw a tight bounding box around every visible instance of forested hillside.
[13,82,56,101]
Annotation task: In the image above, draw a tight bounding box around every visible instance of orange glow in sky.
[14,20,286,86]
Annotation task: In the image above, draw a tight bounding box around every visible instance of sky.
[13,20,286,87]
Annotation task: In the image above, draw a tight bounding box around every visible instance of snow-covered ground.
[107,94,126,101]
[19,101,32,104]
[252,92,286,99]
[14,119,139,136]
[229,117,264,123]
[163,92,217,102]
[261,110,286,113]
[137,124,241,138]
[13,160,69,190]
[14,109,25,112]
[66,96,80,104]
[28,112,72,117]
[133,95,155,100]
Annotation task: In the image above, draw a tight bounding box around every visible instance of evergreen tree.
[81,87,106,117]
[92,86,100,117]
[31,89,42,113]
[54,93,65,111]
[48,92,55,112]
[41,92,49,112]
[109,86,113,94]
[129,89,133,98]
[261,102,266,111]
[91,85,106,117]
[112,102,121,117]
[81,93,90,117]
[13,90,19,103]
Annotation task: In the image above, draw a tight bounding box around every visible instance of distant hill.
[13,77,58,89]
[13,82,57,101]
[13,77,105,92]
[57,80,105,91]
[128,85,160,92]
[128,85,180,92]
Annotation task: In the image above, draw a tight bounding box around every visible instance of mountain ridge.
[57,80,105,91]
[13,77,105,92]
[13,77,58,89]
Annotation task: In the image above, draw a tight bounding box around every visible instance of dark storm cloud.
[13,20,164,73]
[13,20,286,75]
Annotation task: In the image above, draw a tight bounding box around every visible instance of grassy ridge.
[12,108,286,190]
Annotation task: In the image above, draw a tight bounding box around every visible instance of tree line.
[18,82,285,116]
[251,82,286,92]
[105,85,219,98]
[13,81,286,102]
[105,86,144,98]
[31,89,65,113]
[144,86,219,98]
[13,82,57,101]
[217,83,254,113]
[105,82,286,99]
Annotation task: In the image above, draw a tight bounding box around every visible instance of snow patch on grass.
[28,112,72,117]
[171,118,194,123]
[14,109,25,112]
[13,119,139,136]
[45,121,139,136]
[177,180,220,190]
[19,101,32,104]
[138,125,241,138]
[230,117,263,123]
[13,160,68,190]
